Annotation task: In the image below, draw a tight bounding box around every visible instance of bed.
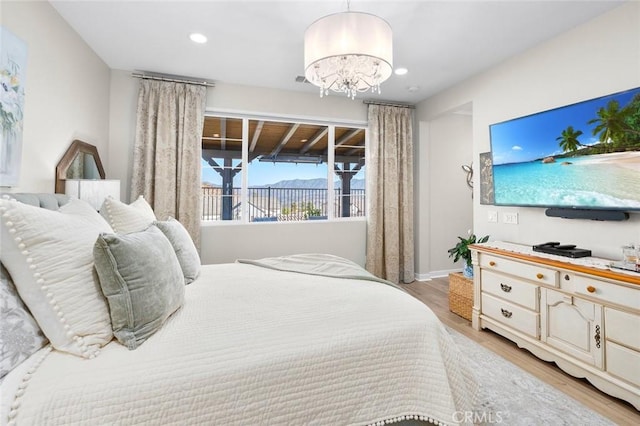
[0,193,478,426]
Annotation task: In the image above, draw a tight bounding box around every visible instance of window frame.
[201,110,368,225]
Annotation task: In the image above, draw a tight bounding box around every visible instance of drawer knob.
[536,273,544,280]
[500,283,512,293]
[489,261,496,267]
[587,285,596,293]
[501,308,513,318]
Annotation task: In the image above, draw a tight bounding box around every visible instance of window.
[334,126,366,218]
[201,115,366,222]
[201,117,243,221]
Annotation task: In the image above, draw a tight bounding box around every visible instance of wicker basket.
[449,272,473,321]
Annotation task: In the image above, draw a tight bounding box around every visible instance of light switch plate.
[503,212,519,224]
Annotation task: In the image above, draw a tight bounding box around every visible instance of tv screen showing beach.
[489,87,640,211]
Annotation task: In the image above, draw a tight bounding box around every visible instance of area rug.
[446,328,614,425]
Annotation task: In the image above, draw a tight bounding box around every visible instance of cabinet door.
[541,288,603,368]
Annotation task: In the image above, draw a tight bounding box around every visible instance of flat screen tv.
[489,87,640,212]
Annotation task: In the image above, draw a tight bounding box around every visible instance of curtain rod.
[362,100,415,109]
[131,72,215,87]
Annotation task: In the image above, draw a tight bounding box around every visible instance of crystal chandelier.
[304,9,393,99]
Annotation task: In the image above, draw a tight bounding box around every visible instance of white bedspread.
[236,253,400,287]
[1,262,478,425]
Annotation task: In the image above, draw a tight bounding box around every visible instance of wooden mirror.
[55,140,105,193]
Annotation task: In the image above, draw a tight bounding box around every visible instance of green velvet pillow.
[93,225,185,350]
[154,218,201,284]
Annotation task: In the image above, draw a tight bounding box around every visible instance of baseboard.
[414,268,462,281]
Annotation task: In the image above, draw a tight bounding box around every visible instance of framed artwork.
[1,26,28,187]
[479,151,494,205]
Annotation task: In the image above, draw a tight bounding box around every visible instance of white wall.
[417,2,640,261]
[1,1,110,193]
[205,82,368,124]
[201,220,367,265]
[107,70,138,199]
[415,108,474,279]
[108,71,369,265]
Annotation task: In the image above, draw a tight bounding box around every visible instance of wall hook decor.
[462,163,473,190]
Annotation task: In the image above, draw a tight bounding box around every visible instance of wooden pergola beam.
[202,149,241,160]
[335,129,362,148]
[345,142,365,156]
[204,149,362,165]
[220,118,227,150]
[300,127,328,154]
[269,123,300,157]
[249,121,264,153]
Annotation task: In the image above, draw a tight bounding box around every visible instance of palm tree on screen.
[620,93,640,146]
[556,126,584,153]
[587,100,629,150]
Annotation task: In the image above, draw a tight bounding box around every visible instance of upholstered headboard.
[0,193,70,210]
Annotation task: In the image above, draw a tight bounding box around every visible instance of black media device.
[545,208,629,221]
[533,242,592,258]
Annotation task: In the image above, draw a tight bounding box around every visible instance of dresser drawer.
[606,341,640,387]
[482,293,539,338]
[605,307,640,351]
[572,275,640,310]
[480,254,558,287]
[481,269,539,311]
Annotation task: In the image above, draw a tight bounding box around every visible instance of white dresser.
[470,243,640,410]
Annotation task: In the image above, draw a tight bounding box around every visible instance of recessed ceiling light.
[189,33,207,44]
[407,85,420,92]
[394,67,408,76]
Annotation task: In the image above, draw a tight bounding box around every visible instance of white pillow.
[154,218,201,284]
[0,197,114,358]
[99,195,156,234]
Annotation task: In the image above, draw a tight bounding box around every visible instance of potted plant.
[448,233,489,278]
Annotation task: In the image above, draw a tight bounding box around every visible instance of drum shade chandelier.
[304,8,393,99]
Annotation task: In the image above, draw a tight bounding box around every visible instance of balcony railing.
[201,186,366,221]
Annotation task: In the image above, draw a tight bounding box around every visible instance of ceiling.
[201,117,365,166]
[49,0,624,104]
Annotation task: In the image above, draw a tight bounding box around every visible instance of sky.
[202,159,363,186]
[490,87,639,165]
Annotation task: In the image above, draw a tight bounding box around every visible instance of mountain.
[259,178,327,189]
[251,178,366,211]
[256,178,365,190]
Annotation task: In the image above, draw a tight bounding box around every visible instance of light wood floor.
[403,276,640,425]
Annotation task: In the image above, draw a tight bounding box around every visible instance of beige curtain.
[366,105,415,284]
[131,79,206,247]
